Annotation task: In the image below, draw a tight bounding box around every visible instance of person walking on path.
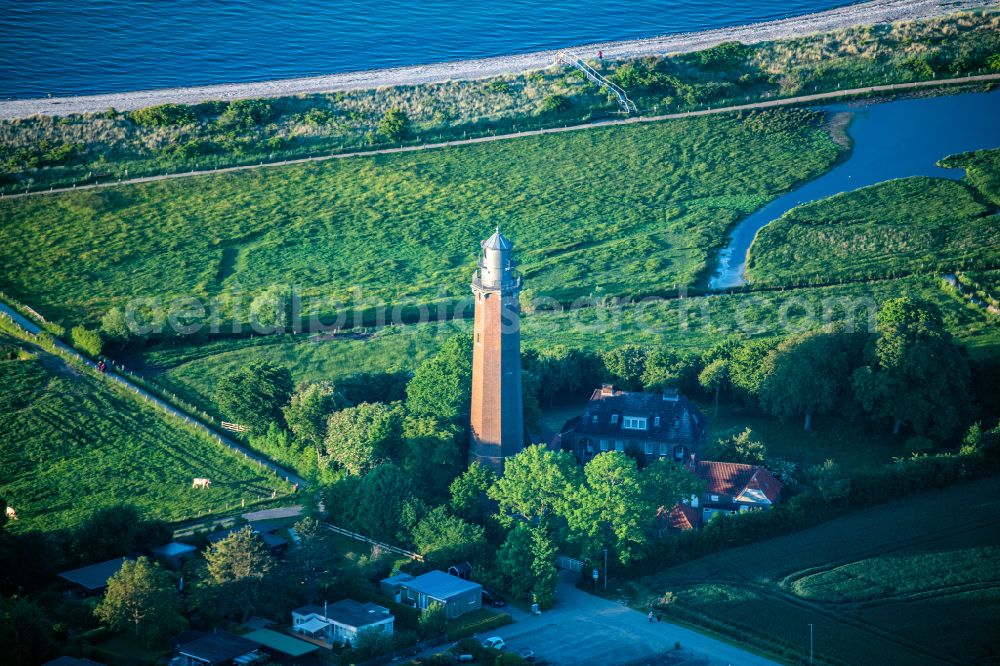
[648,610,654,623]
[656,612,662,623]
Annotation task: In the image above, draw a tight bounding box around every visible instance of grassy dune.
[0,110,840,325]
[745,148,1000,286]
[0,334,287,532]
[628,474,1000,665]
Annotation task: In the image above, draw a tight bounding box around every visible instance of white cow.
[192,478,211,489]
[5,506,16,520]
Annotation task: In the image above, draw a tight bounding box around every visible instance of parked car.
[518,648,536,662]
[482,589,506,607]
[482,636,506,650]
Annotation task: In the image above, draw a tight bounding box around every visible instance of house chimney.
[601,384,614,396]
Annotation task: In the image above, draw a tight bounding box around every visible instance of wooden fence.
[326,523,424,561]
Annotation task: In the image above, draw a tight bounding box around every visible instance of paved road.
[420,571,780,666]
[0,299,308,489]
[4,73,998,201]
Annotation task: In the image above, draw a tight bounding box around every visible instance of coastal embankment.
[1,0,993,119]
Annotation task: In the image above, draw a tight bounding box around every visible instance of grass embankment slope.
[0,109,840,324]
[1,6,996,193]
[628,475,1000,665]
[746,148,1000,286]
[0,334,284,532]
[140,270,998,418]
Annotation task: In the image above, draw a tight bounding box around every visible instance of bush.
[70,326,103,357]
[377,108,409,142]
[539,94,569,113]
[446,610,512,640]
[217,99,274,129]
[130,104,196,127]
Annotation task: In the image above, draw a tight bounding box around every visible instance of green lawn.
[137,272,997,418]
[626,474,1000,665]
[0,335,289,532]
[0,110,840,326]
[745,149,1000,287]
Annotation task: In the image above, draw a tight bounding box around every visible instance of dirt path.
[5,72,998,201]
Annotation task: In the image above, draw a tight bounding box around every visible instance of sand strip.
[0,0,994,119]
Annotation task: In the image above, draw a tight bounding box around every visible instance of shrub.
[70,326,103,357]
[446,611,512,640]
[217,99,274,129]
[130,103,196,127]
[539,94,569,113]
[377,108,409,142]
[418,601,447,639]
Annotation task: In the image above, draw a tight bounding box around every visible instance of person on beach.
[598,50,603,60]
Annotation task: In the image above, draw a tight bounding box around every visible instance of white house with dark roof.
[291,600,394,647]
[398,569,482,618]
[570,385,707,465]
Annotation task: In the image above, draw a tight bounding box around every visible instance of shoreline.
[1,0,994,120]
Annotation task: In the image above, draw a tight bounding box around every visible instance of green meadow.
[136,272,998,419]
[626,474,1000,665]
[0,110,840,325]
[0,333,288,532]
[745,148,1000,286]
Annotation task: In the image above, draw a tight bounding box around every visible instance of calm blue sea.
[0,0,857,98]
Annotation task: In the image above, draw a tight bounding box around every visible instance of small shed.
[151,541,197,569]
[58,557,128,596]
[448,561,473,580]
[399,570,482,619]
[177,631,262,666]
[379,572,414,602]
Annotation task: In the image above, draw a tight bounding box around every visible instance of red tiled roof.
[745,468,782,502]
[665,503,701,531]
[694,461,782,501]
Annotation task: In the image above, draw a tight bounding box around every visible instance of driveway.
[462,572,780,666]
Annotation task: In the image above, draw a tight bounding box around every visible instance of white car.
[482,636,506,650]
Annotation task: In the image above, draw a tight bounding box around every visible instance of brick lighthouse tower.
[469,227,524,474]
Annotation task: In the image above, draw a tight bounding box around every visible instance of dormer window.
[610,414,619,424]
[623,416,648,431]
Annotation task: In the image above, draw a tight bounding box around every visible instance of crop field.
[628,475,1000,665]
[0,110,840,326]
[0,334,287,532]
[745,148,1000,286]
[135,272,997,418]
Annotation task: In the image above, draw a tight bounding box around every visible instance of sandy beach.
[1,0,994,119]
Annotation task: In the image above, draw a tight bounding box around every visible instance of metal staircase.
[558,52,637,114]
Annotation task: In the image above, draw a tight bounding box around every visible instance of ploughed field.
[0,109,840,325]
[631,475,1000,665]
[0,333,287,532]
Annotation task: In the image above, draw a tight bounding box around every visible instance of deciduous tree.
[324,402,403,475]
[202,526,275,621]
[284,381,350,447]
[488,445,580,527]
[214,361,293,434]
[406,335,472,423]
[449,462,497,525]
[95,557,184,644]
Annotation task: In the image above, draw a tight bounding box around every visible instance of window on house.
[675,445,685,459]
[710,494,719,502]
[623,416,648,430]
[600,439,608,451]
[653,416,660,427]
[615,439,624,452]
[584,439,593,453]
[659,442,667,456]
[610,414,619,424]
[644,441,653,455]
[592,415,598,423]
